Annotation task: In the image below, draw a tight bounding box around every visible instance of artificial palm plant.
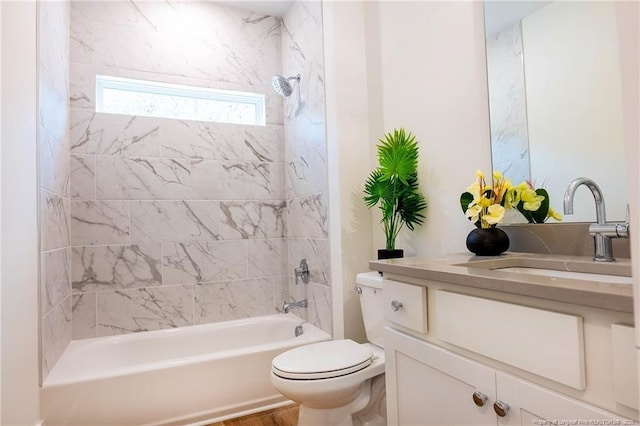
[364,128,428,254]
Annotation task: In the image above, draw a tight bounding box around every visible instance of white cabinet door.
[385,328,496,426]
[386,327,631,426]
[496,372,630,425]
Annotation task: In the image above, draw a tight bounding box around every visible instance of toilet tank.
[356,272,385,348]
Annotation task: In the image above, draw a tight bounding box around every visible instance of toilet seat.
[272,339,373,380]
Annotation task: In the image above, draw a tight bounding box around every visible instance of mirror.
[483,1,628,223]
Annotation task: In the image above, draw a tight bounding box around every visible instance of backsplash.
[503,223,631,259]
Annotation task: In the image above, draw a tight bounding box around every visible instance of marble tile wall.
[39,0,71,380]
[282,1,332,334]
[487,23,530,184]
[67,0,331,338]
[69,115,288,338]
[69,1,284,125]
[68,1,290,338]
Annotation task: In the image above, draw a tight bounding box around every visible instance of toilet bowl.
[270,272,386,426]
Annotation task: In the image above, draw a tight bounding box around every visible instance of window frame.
[95,75,266,125]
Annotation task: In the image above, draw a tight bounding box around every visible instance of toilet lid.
[272,339,373,380]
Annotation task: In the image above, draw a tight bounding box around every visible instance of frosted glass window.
[96,75,265,125]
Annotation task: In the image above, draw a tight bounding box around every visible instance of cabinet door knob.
[493,400,510,417]
[391,300,403,311]
[472,391,488,407]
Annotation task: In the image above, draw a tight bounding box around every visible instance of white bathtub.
[41,313,330,426]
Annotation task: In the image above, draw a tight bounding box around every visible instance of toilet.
[271,272,386,426]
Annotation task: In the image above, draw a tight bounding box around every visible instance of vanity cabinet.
[379,270,638,425]
[385,327,495,425]
[495,372,630,426]
[385,328,629,426]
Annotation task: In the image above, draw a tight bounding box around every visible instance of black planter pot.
[377,249,404,260]
[466,228,510,256]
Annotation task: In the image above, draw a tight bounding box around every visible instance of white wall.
[1,1,41,424]
[0,1,3,419]
[523,2,627,223]
[613,0,640,355]
[324,1,491,340]
[369,1,492,256]
[324,1,373,342]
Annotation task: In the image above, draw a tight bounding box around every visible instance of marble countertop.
[369,252,635,313]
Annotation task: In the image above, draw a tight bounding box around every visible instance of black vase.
[466,228,510,256]
[377,249,404,260]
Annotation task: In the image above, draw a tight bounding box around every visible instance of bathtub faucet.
[283,299,308,313]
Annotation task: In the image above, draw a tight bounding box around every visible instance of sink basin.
[455,256,633,284]
[494,266,633,284]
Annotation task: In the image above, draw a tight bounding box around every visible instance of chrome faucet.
[283,299,307,313]
[563,177,629,262]
[294,259,310,284]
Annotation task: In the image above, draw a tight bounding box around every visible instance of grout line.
[191,283,195,326]
[93,292,98,339]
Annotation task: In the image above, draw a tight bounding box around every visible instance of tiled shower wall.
[282,1,331,334]
[68,1,291,338]
[39,0,72,379]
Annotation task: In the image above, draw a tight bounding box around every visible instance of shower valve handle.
[294,259,310,284]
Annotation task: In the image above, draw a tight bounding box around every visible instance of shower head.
[271,74,300,97]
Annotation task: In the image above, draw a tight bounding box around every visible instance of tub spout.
[283,299,307,313]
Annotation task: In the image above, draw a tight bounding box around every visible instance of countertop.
[369,252,635,313]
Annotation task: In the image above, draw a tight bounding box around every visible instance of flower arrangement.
[513,181,563,224]
[460,170,561,228]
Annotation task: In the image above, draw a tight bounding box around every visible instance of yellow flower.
[466,182,481,200]
[503,187,521,208]
[478,197,492,208]
[548,207,563,221]
[521,189,545,211]
[465,205,482,224]
[484,204,505,225]
[463,170,544,227]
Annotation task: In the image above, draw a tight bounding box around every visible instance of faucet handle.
[294,259,310,284]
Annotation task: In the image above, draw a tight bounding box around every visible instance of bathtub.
[41,313,330,425]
